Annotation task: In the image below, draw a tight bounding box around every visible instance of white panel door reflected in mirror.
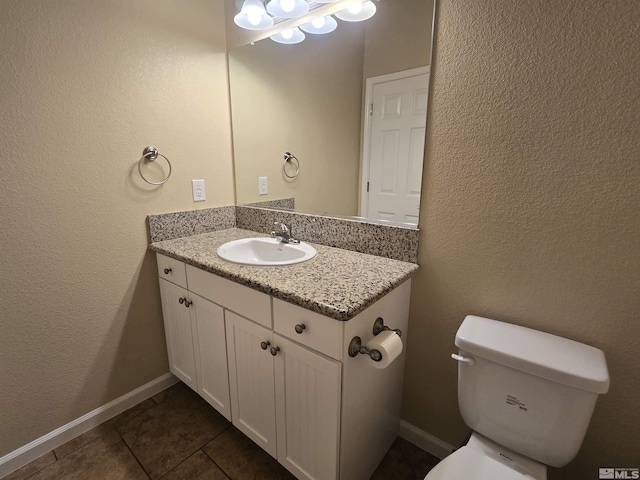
[363,67,429,225]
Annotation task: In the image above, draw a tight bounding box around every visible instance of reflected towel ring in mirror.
[138,146,172,185]
[283,151,300,179]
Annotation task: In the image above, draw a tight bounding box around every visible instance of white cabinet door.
[191,292,231,421]
[274,334,342,480]
[226,311,277,457]
[158,278,197,390]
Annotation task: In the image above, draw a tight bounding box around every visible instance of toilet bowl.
[423,315,609,480]
[425,432,546,480]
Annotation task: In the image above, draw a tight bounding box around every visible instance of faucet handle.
[272,221,298,244]
[274,221,290,233]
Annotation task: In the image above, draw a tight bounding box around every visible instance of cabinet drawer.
[186,265,272,328]
[273,299,344,361]
[156,253,187,288]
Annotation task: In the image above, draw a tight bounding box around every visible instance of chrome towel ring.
[283,151,300,179]
[138,146,172,185]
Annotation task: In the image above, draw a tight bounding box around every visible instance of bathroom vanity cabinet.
[155,248,412,480]
[157,254,231,420]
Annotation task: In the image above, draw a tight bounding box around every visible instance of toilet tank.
[454,315,609,468]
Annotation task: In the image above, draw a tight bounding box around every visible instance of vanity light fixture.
[299,15,338,34]
[234,0,274,30]
[270,27,306,44]
[235,0,376,43]
[334,0,376,22]
[266,0,309,19]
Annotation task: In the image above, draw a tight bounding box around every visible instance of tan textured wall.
[229,27,365,215]
[0,0,234,457]
[363,0,434,79]
[404,0,640,476]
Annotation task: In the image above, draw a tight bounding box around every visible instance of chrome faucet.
[270,221,300,244]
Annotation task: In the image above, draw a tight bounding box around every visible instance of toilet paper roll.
[365,330,403,369]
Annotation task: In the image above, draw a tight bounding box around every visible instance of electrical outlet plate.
[192,179,206,201]
[258,176,268,195]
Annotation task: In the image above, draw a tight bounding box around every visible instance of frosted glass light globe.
[266,0,308,18]
[247,11,262,25]
[270,26,305,43]
[235,0,274,30]
[311,17,326,28]
[280,0,295,12]
[348,2,363,14]
[335,1,376,22]
[300,15,337,34]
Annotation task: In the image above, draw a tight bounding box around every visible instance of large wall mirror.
[226,0,435,227]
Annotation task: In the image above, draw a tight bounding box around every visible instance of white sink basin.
[216,237,317,266]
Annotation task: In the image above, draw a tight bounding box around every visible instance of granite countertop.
[149,228,419,321]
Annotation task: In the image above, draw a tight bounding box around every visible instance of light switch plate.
[258,176,268,195]
[192,179,206,201]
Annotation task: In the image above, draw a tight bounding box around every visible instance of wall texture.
[0,0,234,457]
[404,0,640,477]
[363,0,434,79]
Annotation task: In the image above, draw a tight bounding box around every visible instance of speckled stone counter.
[149,228,419,321]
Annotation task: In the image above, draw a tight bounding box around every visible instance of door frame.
[359,66,431,219]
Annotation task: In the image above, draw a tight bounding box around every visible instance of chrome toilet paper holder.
[348,317,401,361]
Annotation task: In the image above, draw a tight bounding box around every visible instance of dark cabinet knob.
[270,346,280,356]
[295,324,306,334]
[164,268,172,274]
[260,341,270,350]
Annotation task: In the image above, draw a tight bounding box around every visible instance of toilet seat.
[424,446,533,480]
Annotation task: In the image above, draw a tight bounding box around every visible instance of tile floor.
[4,382,440,480]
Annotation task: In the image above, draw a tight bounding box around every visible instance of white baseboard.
[0,373,179,479]
[399,420,456,460]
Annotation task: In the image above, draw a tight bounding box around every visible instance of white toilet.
[425,315,610,480]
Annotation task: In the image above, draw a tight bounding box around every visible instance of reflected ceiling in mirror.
[227,0,435,227]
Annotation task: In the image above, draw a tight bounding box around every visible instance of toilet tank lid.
[455,315,610,394]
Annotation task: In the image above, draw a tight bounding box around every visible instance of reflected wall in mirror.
[227,0,434,226]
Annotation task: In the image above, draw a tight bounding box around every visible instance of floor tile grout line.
[198,424,244,480]
[49,399,156,463]
[188,422,234,479]
[116,430,152,480]
[200,445,234,480]
[155,448,225,480]
[14,454,56,480]
[52,427,113,461]
[121,421,232,480]
[16,423,143,480]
